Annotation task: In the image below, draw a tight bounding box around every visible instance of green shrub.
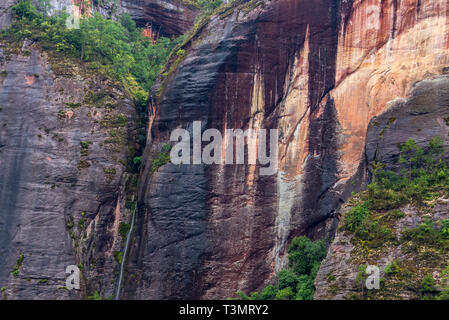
[12,253,24,277]
[132,156,143,172]
[80,141,90,156]
[421,274,435,293]
[113,251,123,264]
[438,290,449,300]
[78,218,86,231]
[237,236,326,300]
[355,264,367,292]
[196,0,223,12]
[88,291,106,300]
[150,144,171,174]
[343,201,396,248]
[384,260,400,275]
[441,220,449,240]
[66,215,74,229]
[182,0,223,12]
[118,222,130,239]
[288,236,326,277]
[275,287,294,300]
[365,138,449,210]
[367,182,406,210]
[12,0,38,20]
[442,265,449,284]
[295,275,315,300]
[236,290,249,300]
[438,265,449,300]
[259,285,277,300]
[278,269,297,290]
[356,220,395,248]
[7,2,183,106]
[343,204,370,232]
[401,218,441,248]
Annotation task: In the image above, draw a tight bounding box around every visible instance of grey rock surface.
[0,46,138,299]
[119,0,198,37]
[0,0,16,29]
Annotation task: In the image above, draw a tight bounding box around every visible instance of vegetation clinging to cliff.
[6,0,183,107]
[237,236,326,300]
[367,137,448,210]
[343,137,449,247]
[341,137,449,300]
[182,0,223,12]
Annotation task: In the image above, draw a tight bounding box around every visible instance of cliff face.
[90,0,199,37]
[128,0,449,299]
[1,1,197,37]
[1,0,449,300]
[119,0,199,37]
[314,76,449,300]
[127,0,340,300]
[0,0,17,29]
[0,42,138,299]
[0,0,197,300]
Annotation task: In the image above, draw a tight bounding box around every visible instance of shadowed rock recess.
[119,0,199,37]
[1,0,449,300]
[1,0,198,36]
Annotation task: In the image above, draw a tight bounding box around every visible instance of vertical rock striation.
[1,0,449,300]
[0,44,138,299]
[0,0,199,300]
[129,0,449,299]
[119,0,199,37]
[130,0,343,299]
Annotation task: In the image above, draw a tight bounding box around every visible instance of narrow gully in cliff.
[115,206,137,300]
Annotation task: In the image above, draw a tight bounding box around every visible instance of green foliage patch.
[343,138,449,250]
[237,236,326,300]
[384,260,400,275]
[367,137,449,210]
[343,136,449,299]
[150,144,171,174]
[6,0,183,107]
[118,222,130,239]
[400,218,449,252]
[113,251,123,264]
[12,253,24,277]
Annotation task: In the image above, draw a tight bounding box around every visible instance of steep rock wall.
[129,0,343,300]
[0,0,197,300]
[129,0,449,300]
[1,0,197,38]
[119,0,198,37]
[0,42,138,299]
[0,0,18,29]
[314,76,449,300]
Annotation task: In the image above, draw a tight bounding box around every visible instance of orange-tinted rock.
[333,0,449,181]
[130,0,449,299]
